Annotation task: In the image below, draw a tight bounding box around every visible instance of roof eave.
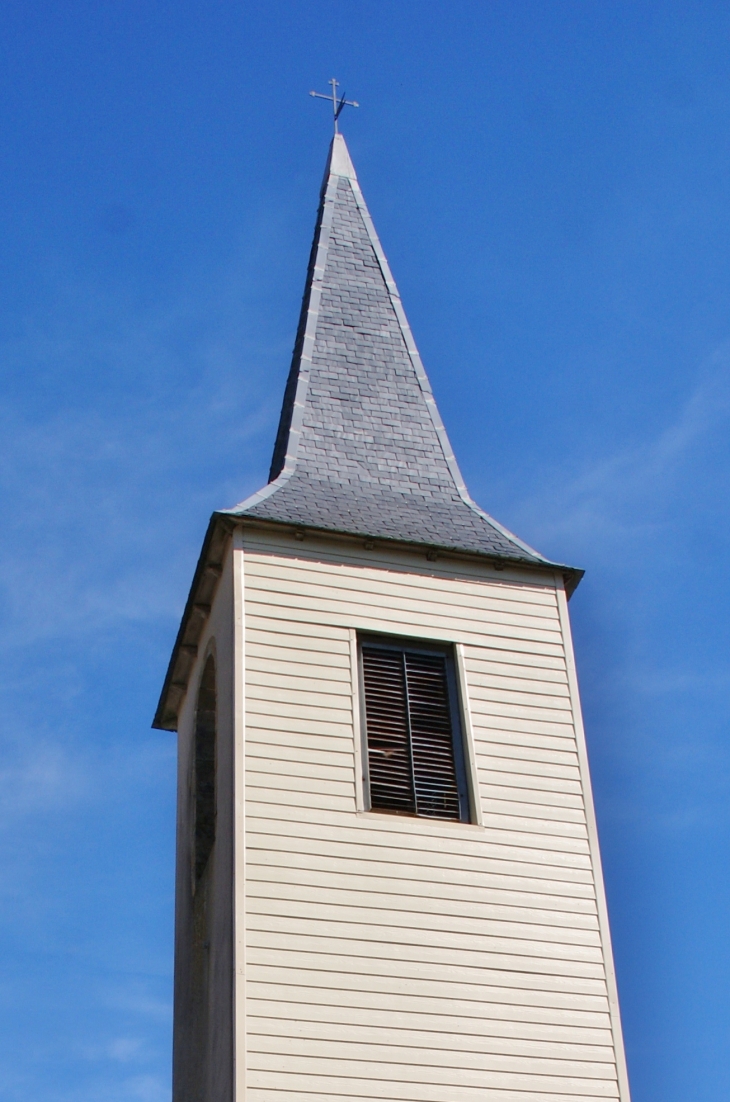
[152,514,233,731]
[153,510,582,732]
[230,513,584,595]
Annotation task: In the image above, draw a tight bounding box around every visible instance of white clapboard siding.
[247,963,608,1013]
[245,828,599,890]
[246,1064,620,1100]
[246,981,610,1029]
[244,1083,617,1102]
[246,743,355,771]
[475,767,583,794]
[247,1013,615,1061]
[245,858,599,913]
[247,1034,617,1081]
[468,671,571,694]
[481,798,587,824]
[246,945,606,997]
[247,877,599,931]
[473,729,578,754]
[248,998,614,1047]
[477,741,579,766]
[240,533,624,1101]
[247,759,355,788]
[243,553,558,607]
[247,602,565,653]
[247,805,595,877]
[480,784,591,811]
[469,713,577,738]
[245,915,603,969]
[247,809,596,880]
[245,934,604,996]
[245,924,607,980]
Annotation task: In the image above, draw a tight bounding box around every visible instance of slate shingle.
[230,136,570,570]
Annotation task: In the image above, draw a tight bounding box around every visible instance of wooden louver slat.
[362,644,462,821]
[405,652,461,820]
[361,647,415,814]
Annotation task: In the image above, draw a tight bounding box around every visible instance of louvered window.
[360,638,471,822]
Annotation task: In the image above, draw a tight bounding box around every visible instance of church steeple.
[155,126,631,1102]
[228,134,580,585]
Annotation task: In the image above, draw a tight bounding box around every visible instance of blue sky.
[1,2,729,1099]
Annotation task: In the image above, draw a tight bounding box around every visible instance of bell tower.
[155,133,631,1102]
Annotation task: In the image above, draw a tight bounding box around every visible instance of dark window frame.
[358,634,472,823]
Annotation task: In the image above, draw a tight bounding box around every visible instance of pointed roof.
[152,134,582,731]
[227,135,571,573]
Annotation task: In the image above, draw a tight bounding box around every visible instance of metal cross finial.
[309,78,359,134]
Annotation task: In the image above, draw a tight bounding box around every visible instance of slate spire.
[230,135,565,571]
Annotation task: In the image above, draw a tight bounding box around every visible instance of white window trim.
[454,642,483,827]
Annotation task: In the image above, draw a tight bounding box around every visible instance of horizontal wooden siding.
[242,533,620,1102]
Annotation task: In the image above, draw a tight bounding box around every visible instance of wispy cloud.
[488,350,730,838]
[0,255,285,651]
[103,984,173,1026]
[0,742,87,823]
[619,667,730,696]
[42,1073,170,1102]
[118,1075,170,1102]
[80,1037,148,1064]
[517,345,730,557]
